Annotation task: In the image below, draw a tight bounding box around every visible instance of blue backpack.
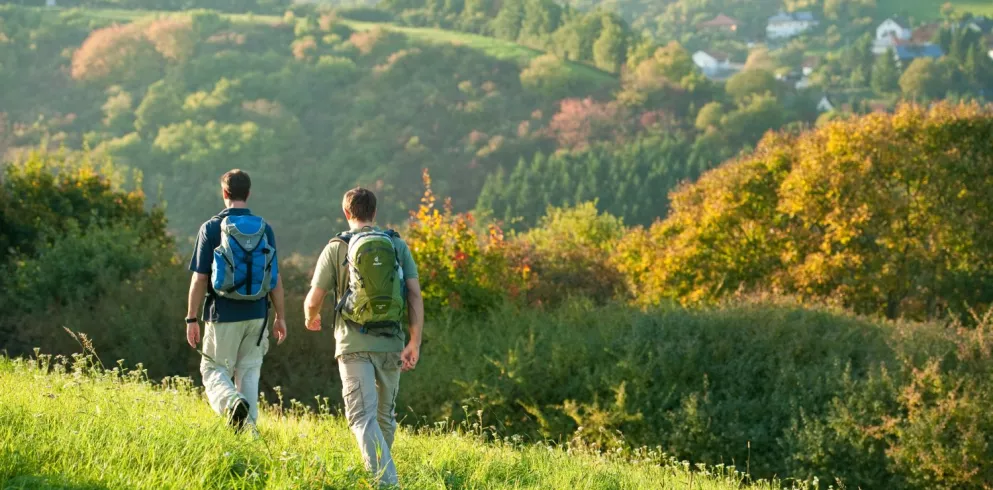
[210,215,278,301]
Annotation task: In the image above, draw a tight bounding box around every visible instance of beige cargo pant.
[200,319,269,423]
[338,352,403,486]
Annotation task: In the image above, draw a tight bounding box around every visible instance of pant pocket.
[342,377,366,425]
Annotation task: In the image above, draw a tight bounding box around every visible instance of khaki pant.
[338,351,403,486]
[200,319,269,423]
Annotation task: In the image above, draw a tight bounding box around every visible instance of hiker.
[185,169,287,431]
[304,187,423,486]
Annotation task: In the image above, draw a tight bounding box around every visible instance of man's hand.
[186,322,201,348]
[272,317,287,345]
[306,314,322,332]
[401,341,420,372]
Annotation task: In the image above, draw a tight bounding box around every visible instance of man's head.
[342,187,377,224]
[221,169,251,203]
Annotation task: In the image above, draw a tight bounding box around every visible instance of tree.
[725,69,779,104]
[899,58,949,100]
[71,24,164,85]
[871,48,900,95]
[520,53,575,99]
[695,102,724,131]
[134,80,184,136]
[744,47,776,72]
[592,16,627,73]
[492,0,524,40]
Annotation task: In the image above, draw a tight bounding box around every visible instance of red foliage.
[546,98,628,150]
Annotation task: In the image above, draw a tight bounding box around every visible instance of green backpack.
[332,228,406,337]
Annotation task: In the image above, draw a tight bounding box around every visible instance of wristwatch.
[185,317,198,324]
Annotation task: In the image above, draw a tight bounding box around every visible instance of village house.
[873,17,911,54]
[692,50,742,80]
[816,95,835,113]
[894,44,944,67]
[766,11,818,40]
[697,14,741,33]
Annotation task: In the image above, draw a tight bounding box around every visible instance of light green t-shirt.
[311,226,419,358]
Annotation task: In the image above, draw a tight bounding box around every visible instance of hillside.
[876,0,993,18]
[0,355,793,490]
[54,7,615,83]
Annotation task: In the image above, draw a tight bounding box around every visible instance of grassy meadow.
[876,0,993,18]
[0,355,801,490]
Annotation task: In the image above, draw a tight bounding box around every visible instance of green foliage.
[407,299,993,489]
[477,134,706,229]
[871,48,901,95]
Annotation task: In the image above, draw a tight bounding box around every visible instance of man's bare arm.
[269,276,287,344]
[304,286,326,331]
[401,278,423,371]
[405,278,424,345]
[185,273,209,348]
[187,273,209,320]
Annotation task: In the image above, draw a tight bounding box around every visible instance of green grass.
[876,0,993,19]
[0,356,802,490]
[51,7,615,85]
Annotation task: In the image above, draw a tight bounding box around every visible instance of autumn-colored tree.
[71,24,164,85]
[546,97,626,150]
[615,103,993,319]
[144,17,195,62]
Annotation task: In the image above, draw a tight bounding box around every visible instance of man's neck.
[348,220,376,230]
[224,200,249,209]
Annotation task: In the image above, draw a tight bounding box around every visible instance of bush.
[404,299,993,490]
[616,103,993,320]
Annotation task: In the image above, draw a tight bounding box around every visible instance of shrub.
[617,103,993,320]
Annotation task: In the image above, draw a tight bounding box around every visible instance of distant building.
[817,95,835,113]
[692,50,743,80]
[894,44,944,66]
[873,18,911,54]
[697,14,741,33]
[911,23,940,44]
[46,0,56,6]
[767,11,818,40]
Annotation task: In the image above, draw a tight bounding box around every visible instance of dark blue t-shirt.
[189,208,277,323]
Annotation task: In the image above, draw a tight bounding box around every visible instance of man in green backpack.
[303,187,423,487]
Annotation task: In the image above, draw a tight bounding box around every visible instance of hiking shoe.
[227,398,250,432]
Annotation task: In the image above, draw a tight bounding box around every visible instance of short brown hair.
[221,169,251,201]
[343,187,377,222]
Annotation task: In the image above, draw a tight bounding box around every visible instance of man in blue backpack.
[185,169,287,431]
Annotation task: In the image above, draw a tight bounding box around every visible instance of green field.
[876,0,993,19]
[0,356,800,490]
[53,7,615,85]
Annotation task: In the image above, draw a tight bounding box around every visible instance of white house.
[693,50,731,71]
[46,0,57,6]
[873,18,911,54]
[692,50,743,80]
[817,95,835,113]
[766,11,818,40]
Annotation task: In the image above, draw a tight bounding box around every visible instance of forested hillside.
[1,3,824,250]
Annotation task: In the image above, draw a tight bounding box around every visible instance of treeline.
[381,0,634,72]
[0,0,293,14]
